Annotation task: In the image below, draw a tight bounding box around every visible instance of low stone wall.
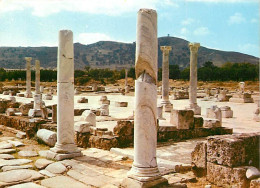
[0,114,46,138]
[191,133,260,187]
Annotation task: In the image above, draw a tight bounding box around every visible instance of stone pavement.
[0,134,197,187]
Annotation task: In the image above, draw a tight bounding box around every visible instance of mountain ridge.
[0,36,258,70]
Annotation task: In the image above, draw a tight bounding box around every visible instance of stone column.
[122,9,167,188]
[47,30,81,160]
[187,43,201,115]
[25,57,32,98]
[160,46,172,112]
[125,69,129,93]
[35,60,41,95]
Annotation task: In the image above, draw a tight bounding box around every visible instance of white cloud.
[180,27,189,35]
[250,18,258,23]
[185,0,258,2]
[193,27,210,36]
[228,13,246,24]
[0,0,178,17]
[238,43,259,56]
[76,33,113,45]
[181,18,195,25]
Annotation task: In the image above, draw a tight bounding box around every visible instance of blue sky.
[0,0,259,57]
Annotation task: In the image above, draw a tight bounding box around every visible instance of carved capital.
[160,46,172,55]
[189,43,200,53]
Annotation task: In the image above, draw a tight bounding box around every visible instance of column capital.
[189,43,200,53]
[25,57,32,62]
[160,46,172,55]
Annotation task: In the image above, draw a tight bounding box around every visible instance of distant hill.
[0,36,258,70]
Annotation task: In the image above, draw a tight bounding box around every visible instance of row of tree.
[0,62,258,84]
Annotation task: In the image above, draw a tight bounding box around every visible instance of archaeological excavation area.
[0,9,259,188]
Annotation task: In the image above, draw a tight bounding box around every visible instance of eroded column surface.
[25,57,32,98]
[160,46,172,112]
[123,9,167,187]
[125,69,129,93]
[48,30,81,160]
[35,60,40,95]
[188,43,201,115]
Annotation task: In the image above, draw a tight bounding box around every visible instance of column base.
[121,176,168,188]
[25,93,32,98]
[161,100,172,112]
[186,104,201,115]
[47,143,82,161]
[28,109,42,117]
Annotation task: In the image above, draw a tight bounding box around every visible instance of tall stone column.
[122,9,167,188]
[160,46,172,112]
[28,59,42,117]
[187,43,201,115]
[25,57,32,98]
[125,69,129,93]
[35,60,41,95]
[47,30,82,160]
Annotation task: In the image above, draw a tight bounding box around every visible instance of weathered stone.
[80,110,96,126]
[0,159,32,168]
[206,162,249,188]
[2,165,33,172]
[220,106,233,118]
[100,104,109,116]
[35,158,54,170]
[115,101,128,107]
[206,105,222,125]
[77,97,88,103]
[37,129,57,147]
[19,103,33,116]
[0,149,16,154]
[0,154,15,160]
[8,140,24,147]
[250,177,260,188]
[203,118,221,128]
[194,116,203,128]
[74,121,91,133]
[6,108,15,116]
[39,169,56,177]
[45,162,67,174]
[41,176,89,188]
[18,150,38,157]
[16,131,26,139]
[191,141,207,169]
[170,109,194,129]
[246,166,260,180]
[113,120,134,147]
[9,182,45,188]
[44,94,53,100]
[89,135,118,150]
[0,169,43,187]
[0,141,13,149]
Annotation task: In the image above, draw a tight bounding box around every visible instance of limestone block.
[16,93,25,97]
[194,116,203,128]
[8,96,16,103]
[37,129,57,147]
[35,159,54,170]
[113,120,134,147]
[6,108,15,116]
[3,91,9,95]
[220,106,233,118]
[44,94,53,100]
[170,109,194,129]
[191,141,207,169]
[74,121,91,133]
[77,97,88,103]
[206,162,249,188]
[100,104,109,116]
[250,177,260,188]
[203,118,221,128]
[19,103,33,116]
[206,105,222,125]
[80,110,96,126]
[28,109,42,117]
[246,166,260,180]
[115,101,128,107]
[207,135,248,167]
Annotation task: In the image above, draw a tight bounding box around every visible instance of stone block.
[6,108,15,116]
[89,135,118,150]
[37,129,57,147]
[77,97,88,103]
[250,177,260,188]
[44,94,53,100]
[206,162,250,188]
[80,110,96,126]
[74,121,91,133]
[203,118,221,128]
[194,116,203,128]
[207,135,246,167]
[170,109,194,129]
[220,106,233,118]
[115,101,128,107]
[19,103,33,116]
[113,120,134,147]
[191,141,207,169]
[206,105,222,125]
